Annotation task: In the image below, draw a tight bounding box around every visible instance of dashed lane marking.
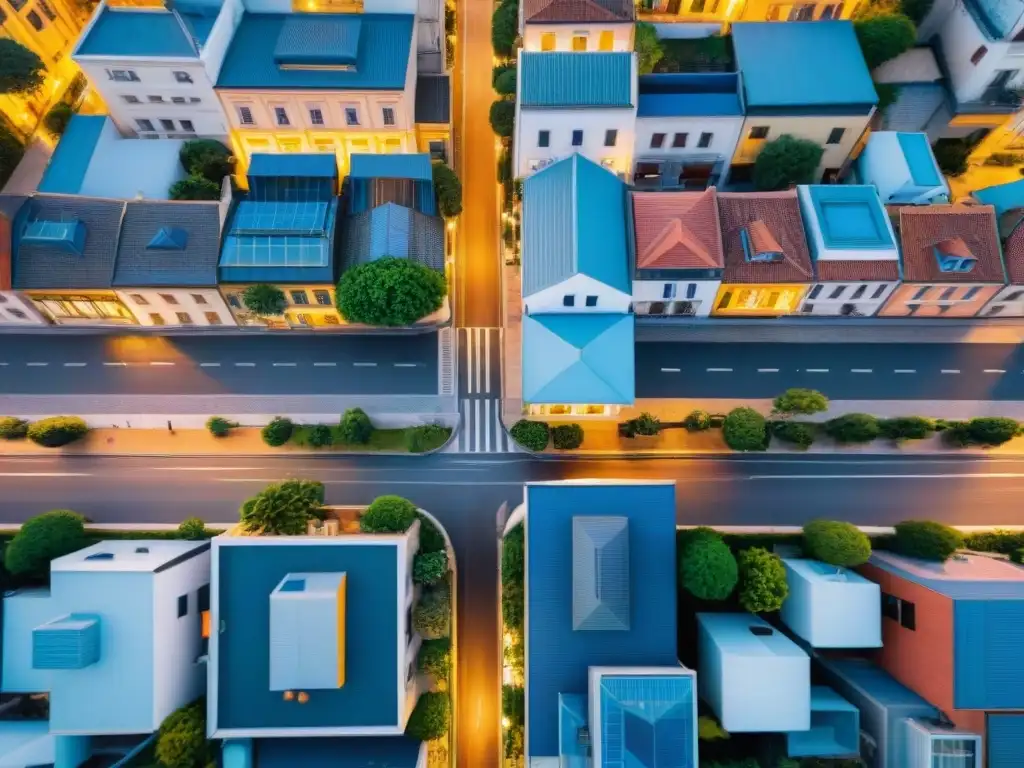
[63,362,87,367]
[805,368,829,373]
[851,369,873,373]
[353,362,376,368]
[984,369,1006,374]
[199,363,220,368]
[707,367,733,372]
[758,368,779,373]
[313,362,337,367]
[894,369,916,374]
[941,369,960,374]
[272,362,297,367]
[660,367,680,373]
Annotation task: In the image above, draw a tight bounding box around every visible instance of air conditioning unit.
[530,158,553,171]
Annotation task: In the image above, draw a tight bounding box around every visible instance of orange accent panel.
[202,610,210,639]
[336,573,347,687]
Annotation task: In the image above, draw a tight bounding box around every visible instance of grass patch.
[290,425,451,452]
[654,36,734,73]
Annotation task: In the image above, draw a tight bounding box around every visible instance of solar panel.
[230,201,328,236]
[220,235,329,268]
[600,675,695,768]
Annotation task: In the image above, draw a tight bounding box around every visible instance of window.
[882,592,916,629]
[198,584,210,613]
[176,312,193,325]
[940,286,956,300]
[131,294,148,305]
[323,314,340,325]
[296,313,313,326]
[274,107,290,126]
[159,294,179,305]
[971,46,988,66]
[826,127,846,145]
[912,286,930,300]
[382,107,396,125]
[988,304,1005,316]
[563,294,575,307]
[808,285,823,299]
[314,290,331,306]
[829,286,844,299]
[160,119,175,131]
[802,303,814,313]
[122,95,141,104]
[190,294,208,305]
[173,71,193,84]
[309,107,324,125]
[205,312,223,325]
[344,107,359,125]
[651,133,666,149]
[290,290,309,305]
[8,308,26,320]
[672,132,688,148]
[599,30,613,51]
[136,119,155,132]
[36,0,57,20]
[26,10,43,30]
[572,130,583,146]
[749,126,769,140]
[238,106,254,125]
[177,594,188,618]
[663,283,677,299]
[572,35,587,52]
[172,96,186,104]
[963,286,981,300]
[691,0,706,10]
[686,283,697,300]
[109,69,140,82]
[147,96,164,104]
[907,303,921,316]
[190,97,201,104]
[585,295,598,307]
[789,3,814,19]
[871,284,887,299]
[820,2,843,18]
[538,130,550,148]
[180,120,194,132]
[881,592,900,621]
[1007,290,1024,301]
[698,132,713,149]
[227,294,242,309]
[900,601,916,630]
[717,291,733,310]
[541,32,555,51]
[604,129,618,147]
[150,313,165,325]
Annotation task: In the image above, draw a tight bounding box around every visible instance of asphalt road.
[0,333,439,395]
[636,342,1024,400]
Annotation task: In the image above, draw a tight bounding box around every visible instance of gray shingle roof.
[343,203,444,271]
[13,195,125,290]
[415,74,450,124]
[113,201,223,287]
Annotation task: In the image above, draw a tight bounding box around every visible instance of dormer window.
[933,238,976,273]
[741,220,784,263]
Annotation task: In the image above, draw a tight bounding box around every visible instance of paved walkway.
[2,138,51,195]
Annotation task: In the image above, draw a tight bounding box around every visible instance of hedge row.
[509,420,585,451]
[0,416,89,447]
[258,410,450,453]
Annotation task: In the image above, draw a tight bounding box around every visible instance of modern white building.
[519,0,634,52]
[514,51,637,178]
[73,0,239,139]
[856,131,949,205]
[780,559,882,649]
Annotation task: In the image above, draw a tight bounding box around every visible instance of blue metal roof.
[113,201,222,288]
[75,8,197,58]
[520,52,633,108]
[964,0,1024,40]
[954,600,1024,710]
[525,482,678,759]
[897,132,942,187]
[732,22,877,110]
[597,673,696,767]
[249,153,338,179]
[988,714,1024,768]
[800,185,894,251]
[637,74,742,117]
[217,13,413,90]
[256,736,422,768]
[522,154,630,296]
[37,116,106,195]
[523,313,635,405]
[349,153,434,182]
[974,178,1024,217]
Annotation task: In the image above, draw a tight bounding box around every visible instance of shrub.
[336,256,446,326]
[684,409,711,431]
[205,416,232,438]
[753,135,824,191]
[242,284,286,316]
[169,174,220,201]
[893,520,963,562]
[0,126,23,189]
[489,99,515,138]
[632,412,661,436]
[432,161,462,218]
[879,416,934,441]
[491,1,518,58]
[0,39,45,94]
[723,408,767,451]
[177,517,207,540]
[503,579,524,633]
[240,479,325,535]
[823,413,880,444]
[698,715,729,742]
[635,21,664,75]
[964,417,1020,446]
[963,529,1024,556]
[338,407,374,444]
[414,585,451,639]
[503,684,525,729]
[413,550,449,585]
[737,547,788,613]
[43,102,73,136]
[551,423,584,450]
[261,417,293,447]
[405,424,450,453]
[803,520,871,567]
[0,417,28,440]
[679,532,738,601]
[494,67,516,96]
[933,139,970,176]
[307,424,333,448]
[771,421,815,449]
[406,691,450,741]
[773,388,828,417]
[900,0,933,23]
[155,698,211,768]
[4,509,86,579]
[417,638,451,681]
[361,495,418,533]
[27,416,89,447]
[503,525,525,632]
[1012,548,1024,565]
[179,139,232,183]
[854,12,917,70]
[509,419,549,450]
[418,512,447,554]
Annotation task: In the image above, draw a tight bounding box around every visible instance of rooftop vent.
[933,238,976,273]
[147,226,188,250]
[750,625,774,637]
[135,547,149,554]
[741,220,784,263]
[22,219,86,256]
[85,552,114,561]
[281,577,306,592]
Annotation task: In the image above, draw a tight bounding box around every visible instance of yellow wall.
[712,283,809,316]
[229,130,416,178]
[737,0,859,20]
[416,124,451,161]
[219,283,345,329]
[27,290,137,325]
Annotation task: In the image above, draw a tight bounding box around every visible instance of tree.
[684,410,711,432]
[179,139,233,184]
[155,699,211,768]
[824,413,880,444]
[509,420,549,451]
[361,495,418,533]
[0,39,45,95]
[240,479,325,535]
[206,416,232,438]
[723,408,767,451]
[432,161,463,218]
[893,520,963,562]
[0,126,24,189]
[854,12,916,70]
[492,1,518,58]
[177,517,207,540]
[0,417,28,440]
[43,103,73,137]
[771,421,816,449]
[879,416,934,441]
[551,423,584,449]
[900,0,933,24]
[414,585,451,639]
[307,424,333,448]
[26,416,89,447]
[418,513,447,554]
[679,532,738,601]
[494,67,517,97]
[634,22,664,75]
[503,684,525,729]
[413,551,449,585]
[803,520,871,567]
[737,547,789,613]
[5,510,86,580]
[406,691,450,741]
[754,135,825,191]
[773,388,828,418]
[964,417,1020,446]
[261,416,294,447]
[503,524,524,585]
[630,412,662,436]
[338,407,374,444]
[417,638,451,681]
[242,284,286,317]
[337,257,446,327]
[169,175,220,201]
[489,99,515,138]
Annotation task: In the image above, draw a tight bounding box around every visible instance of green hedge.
[405,424,450,453]
[879,416,934,440]
[823,413,880,443]
[0,417,28,440]
[27,416,89,447]
[338,407,374,444]
[679,528,738,601]
[552,423,584,450]
[261,417,294,447]
[405,691,450,741]
[502,524,525,633]
[684,410,711,432]
[723,408,766,451]
[413,584,451,639]
[417,638,451,682]
[771,421,816,449]
[413,550,449,585]
[510,420,549,451]
[892,520,963,562]
[802,520,871,567]
[360,495,418,533]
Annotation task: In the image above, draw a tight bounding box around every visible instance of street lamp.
[501,716,510,729]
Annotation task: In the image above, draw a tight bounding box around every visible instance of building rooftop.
[732,22,877,111]
[342,203,444,271]
[349,153,434,182]
[871,47,942,85]
[964,0,1024,39]
[896,205,1005,283]
[632,188,725,271]
[637,73,743,118]
[75,7,198,58]
[53,539,208,573]
[415,74,450,124]
[787,686,860,759]
[254,736,423,767]
[522,154,629,296]
[524,481,678,759]
[0,196,27,292]
[522,313,635,405]
[519,52,634,109]
[974,177,1024,217]
[249,153,338,179]
[857,132,948,206]
[112,201,222,288]
[523,0,634,23]
[869,550,1024,599]
[1003,221,1024,284]
[717,190,813,283]
[347,154,436,217]
[217,13,414,91]
[780,558,882,649]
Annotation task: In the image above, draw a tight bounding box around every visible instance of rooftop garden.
[651,35,734,74]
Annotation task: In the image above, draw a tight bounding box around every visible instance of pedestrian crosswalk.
[443,397,520,453]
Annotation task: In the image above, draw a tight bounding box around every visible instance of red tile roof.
[815,259,900,282]
[523,0,634,23]
[1003,221,1024,284]
[718,190,813,284]
[631,188,724,271]
[897,205,1005,283]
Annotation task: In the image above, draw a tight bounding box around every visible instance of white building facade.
[115,288,236,327]
[520,22,633,53]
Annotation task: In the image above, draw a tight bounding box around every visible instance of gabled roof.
[632,188,724,271]
[718,190,813,283]
[522,154,629,296]
[523,0,634,23]
[522,313,634,404]
[343,203,444,271]
[38,116,106,196]
[113,201,222,288]
[75,8,198,58]
[1003,220,1024,284]
[897,205,1005,283]
[520,52,634,109]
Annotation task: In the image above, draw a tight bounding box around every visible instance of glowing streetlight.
[501,717,511,728]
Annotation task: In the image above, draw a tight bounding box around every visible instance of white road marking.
[805,368,829,373]
[660,367,681,373]
[707,367,733,372]
[465,329,474,395]
[235,362,256,367]
[984,369,1006,374]
[894,369,916,374]
[485,328,492,395]
[63,362,87,367]
[26,362,47,367]
[750,473,1024,480]
[394,363,418,368]
[757,368,779,373]
[353,362,376,368]
[160,467,263,471]
[851,368,873,373]
[941,369,960,374]
[272,362,297,367]
[149,362,174,367]
[474,328,482,393]
[104,361,127,367]
[0,472,92,477]
[199,362,220,368]
[313,362,336,367]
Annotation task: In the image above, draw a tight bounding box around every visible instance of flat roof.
[801,185,895,251]
[52,539,208,573]
[76,8,197,58]
[637,74,742,117]
[869,551,1024,599]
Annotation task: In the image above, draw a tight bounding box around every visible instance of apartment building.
[513,51,638,178]
[73,0,238,139]
[519,0,634,52]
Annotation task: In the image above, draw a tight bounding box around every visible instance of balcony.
[957,86,1024,114]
